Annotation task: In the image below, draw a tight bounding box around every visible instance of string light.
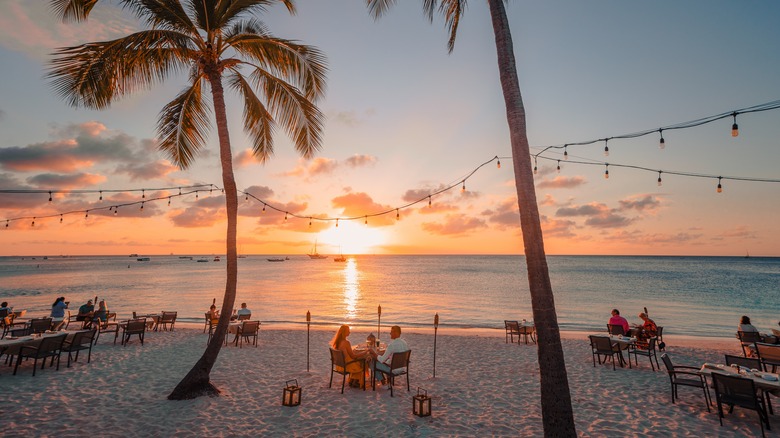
[563,145,568,160]
[717,176,723,193]
[364,216,368,225]
[262,203,266,213]
[603,139,609,157]
[178,187,182,195]
[335,218,339,228]
[556,160,561,173]
[85,210,89,219]
[142,189,145,199]
[60,214,63,223]
[195,191,199,199]
[99,190,103,201]
[114,207,118,215]
[461,181,466,192]
[309,218,312,227]
[731,113,739,137]
[284,212,288,221]
[168,196,171,206]
[32,217,35,227]
[396,209,400,220]
[604,164,609,179]
[533,157,538,175]
[140,202,144,211]
[428,196,432,207]
[5,220,8,228]
[496,158,501,169]
[658,129,665,150]
[48,191,52,202]
[657,171,663,186]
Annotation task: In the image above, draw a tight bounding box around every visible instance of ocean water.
[0,255,778,338]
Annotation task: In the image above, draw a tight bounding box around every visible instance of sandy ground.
[0,324,775,437]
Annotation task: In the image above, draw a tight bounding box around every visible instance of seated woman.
[634,312,658,349]
[208,304,220,325]
[330,325,370,389]
[50,296,69,330]
[738,315,759,333]
[92,300,109,328]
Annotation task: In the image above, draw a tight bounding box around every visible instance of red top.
[609,315,630,333]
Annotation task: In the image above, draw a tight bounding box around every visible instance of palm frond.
[438,0,465,53]
[49,0,99,23]
[366,0,397,19]
[217,0,296,29]
[157,77,212,169]
[48,30,194,109]
[188,0,219,35]
[249,67,324,159]
[226,22,327,102]
[122,0,196,34]
[227,70,276,162]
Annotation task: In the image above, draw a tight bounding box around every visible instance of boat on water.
[129,253,138,257]
[179,256,193,260]
[308,240,328,259]
[137,257,150,261]
[267,257,286,262]
[196,258,209,262]
[334,246,346,262]
[213,256,221,262]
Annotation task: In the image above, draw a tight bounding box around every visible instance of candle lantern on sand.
[282,379,301,407]
[412,387,432,417]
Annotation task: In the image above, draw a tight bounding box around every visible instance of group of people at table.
[1,297,111,332]
[608,308,662,349]
[331,324,408,390]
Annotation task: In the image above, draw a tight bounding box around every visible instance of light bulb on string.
[396,209,400,220]
[142,189,145,199]
[99,190,103,201]
[245,194,248,201]
[85,210,89,219]
[496,158,501,169]
[48,191,52,202]
[167,196,171,206]
[657,171,663,186]
[195,191,199,199]
[114,207,118,216]
[461,181,466,192]
[604,139,609,157]
[659,130,665,150]
[284,212,288,221]
[209,187,213,194]
[604,164,609,179]
[364,216,368,225]
[308,218,312,228]
[5,220,8,228]
[32,217,35,227]
[428,196,432,207]
[140,202,144,211]
[533,157,538,175]
[717,177,723,193]
[60,214,63,223]
[556,160,561,173]
[731,113,739,137]
[564,145,569,160]
[336,218,339,228]
[178,187,182,195]
[262,203,266,213]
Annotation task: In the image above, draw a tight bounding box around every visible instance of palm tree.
[366,0,575,435]
[48,0,326,399]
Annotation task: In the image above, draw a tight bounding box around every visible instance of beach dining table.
[353,343,387,387]
[0,329,83,357]
[699,363,780,392]
[603,334,636,368]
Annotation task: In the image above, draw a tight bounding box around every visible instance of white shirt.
[377,337,409,367]
[237,308,252,316]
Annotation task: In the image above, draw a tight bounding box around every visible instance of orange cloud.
[422,214,487,236]
[537,175,586,189]
[26,172,107,189]
[331,192,395,226]
[234,149,260,168]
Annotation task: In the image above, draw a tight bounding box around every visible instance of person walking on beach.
[330,325,370,389]
[50,296,69,330]
[370,325,409,386]
[608,309,630,335]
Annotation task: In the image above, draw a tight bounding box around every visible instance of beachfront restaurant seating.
[93,314,120,345]
[755,343,780,373]
[628,337,660,371]
[738,331,762,357]
[62,329,97,366]
[376,349,411,397]
[13,333,67,376]
[31,317,53,334]
[156,311,177,331]
[329,348,365,394]
[121,318,147,346]
[237,313,251,321]
[711,372,769,437]
[660,353,711,412]
[725,354,761,370]
[504,320,520,344]
[588,335,623,370]
[607,324,626,336]
[519,325,536,345]
[237,320,260,348]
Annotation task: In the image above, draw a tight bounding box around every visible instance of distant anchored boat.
[213,256,221,262]
[267,258,286,262]
[196,258,209,262]
[308,240,328,259]
[179,256,193,260]
[137,257,150,261]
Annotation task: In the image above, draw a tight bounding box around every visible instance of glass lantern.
[412,387,432,417]
[282,379,301,407]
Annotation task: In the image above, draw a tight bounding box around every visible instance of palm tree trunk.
[487,0,576,435]
[168,72,238,400]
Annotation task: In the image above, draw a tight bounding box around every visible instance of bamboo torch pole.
[377,305,382,340]
[433,313,439,378]
[306,310,311,372]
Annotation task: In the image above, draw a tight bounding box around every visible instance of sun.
[318,220,387,254]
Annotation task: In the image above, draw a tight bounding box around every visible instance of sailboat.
[333,246,346,262]
[308,240,328,259]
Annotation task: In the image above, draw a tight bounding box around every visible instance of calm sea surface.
[1,255,778,338]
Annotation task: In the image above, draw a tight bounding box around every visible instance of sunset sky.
[1,1,779,256]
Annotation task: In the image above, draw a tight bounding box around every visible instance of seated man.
[608,309,630,335]
[236,302,252,320]
[371,325,409,385]
[77,299,95,321]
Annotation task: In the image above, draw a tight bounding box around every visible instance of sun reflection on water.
[343,258,360,319]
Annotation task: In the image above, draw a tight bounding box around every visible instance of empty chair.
[518,325,536,345]
[329,347,365,393]
[725,354,761,370]
[30,317,53,334]
[628,337,660,371]
[13,333,67,376]
[62,329,97,366]
[504,320,520,344]
[755,342,780,373]
[656,326,666,350]
[373,349,411,397]
[588,335,624,370]
[711,372,769,437]
[121,318,147,346]
[237,320,260,348]
[607,324,625,336]
[660,353,711,412]
[738,331,762,357]
[93,315,120,345]
[156,311,177,331]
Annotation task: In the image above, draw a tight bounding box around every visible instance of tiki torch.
[433,313,439,378]
[306,310,311,372]
[377,304,382,340]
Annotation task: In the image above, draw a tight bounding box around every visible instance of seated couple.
[330,325,408,389]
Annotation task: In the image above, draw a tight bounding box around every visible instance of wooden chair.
[121,318,147,346]
[588,335,624,370]
[237,321,260,348]
[738,331,762,357]
[504,320,520,343]
[711,372,769,437]
[156,311,177,331]
[13,333,67,376]
[628,337,660,371]
[372,350,412,397]
[93,314,120,345]
[62,329,97,366]
[607,324,625,336]
[518,325,536,344]
[328,348,365,393]
[660,353,711,412]
[755,342,780,373]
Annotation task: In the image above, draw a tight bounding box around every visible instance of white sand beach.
[0,325,774,437]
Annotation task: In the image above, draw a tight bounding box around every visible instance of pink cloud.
[422,214,487,236]
[26,172,106,189]
[537,175,586,189]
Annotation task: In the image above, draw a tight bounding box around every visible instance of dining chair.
[13,333,67,376]
[30,317,53,334]
[93,314,120,345]
[504,320,520,344]
[738,331,762,357]
[607,324,626,336]
[628,337,659,371]
[519,325,536,345]
[711,372,769,437]
[237,313,251,321]
[588,335,623,370]
[755,343,780,373]
[62,329,97,366]
[121,318,147,346]
[237,321,260,348]
[328,348,365,393]
[156,311,177,331]
[373,350,411,397]
[725,354,761,370]
[660,354,711,412]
